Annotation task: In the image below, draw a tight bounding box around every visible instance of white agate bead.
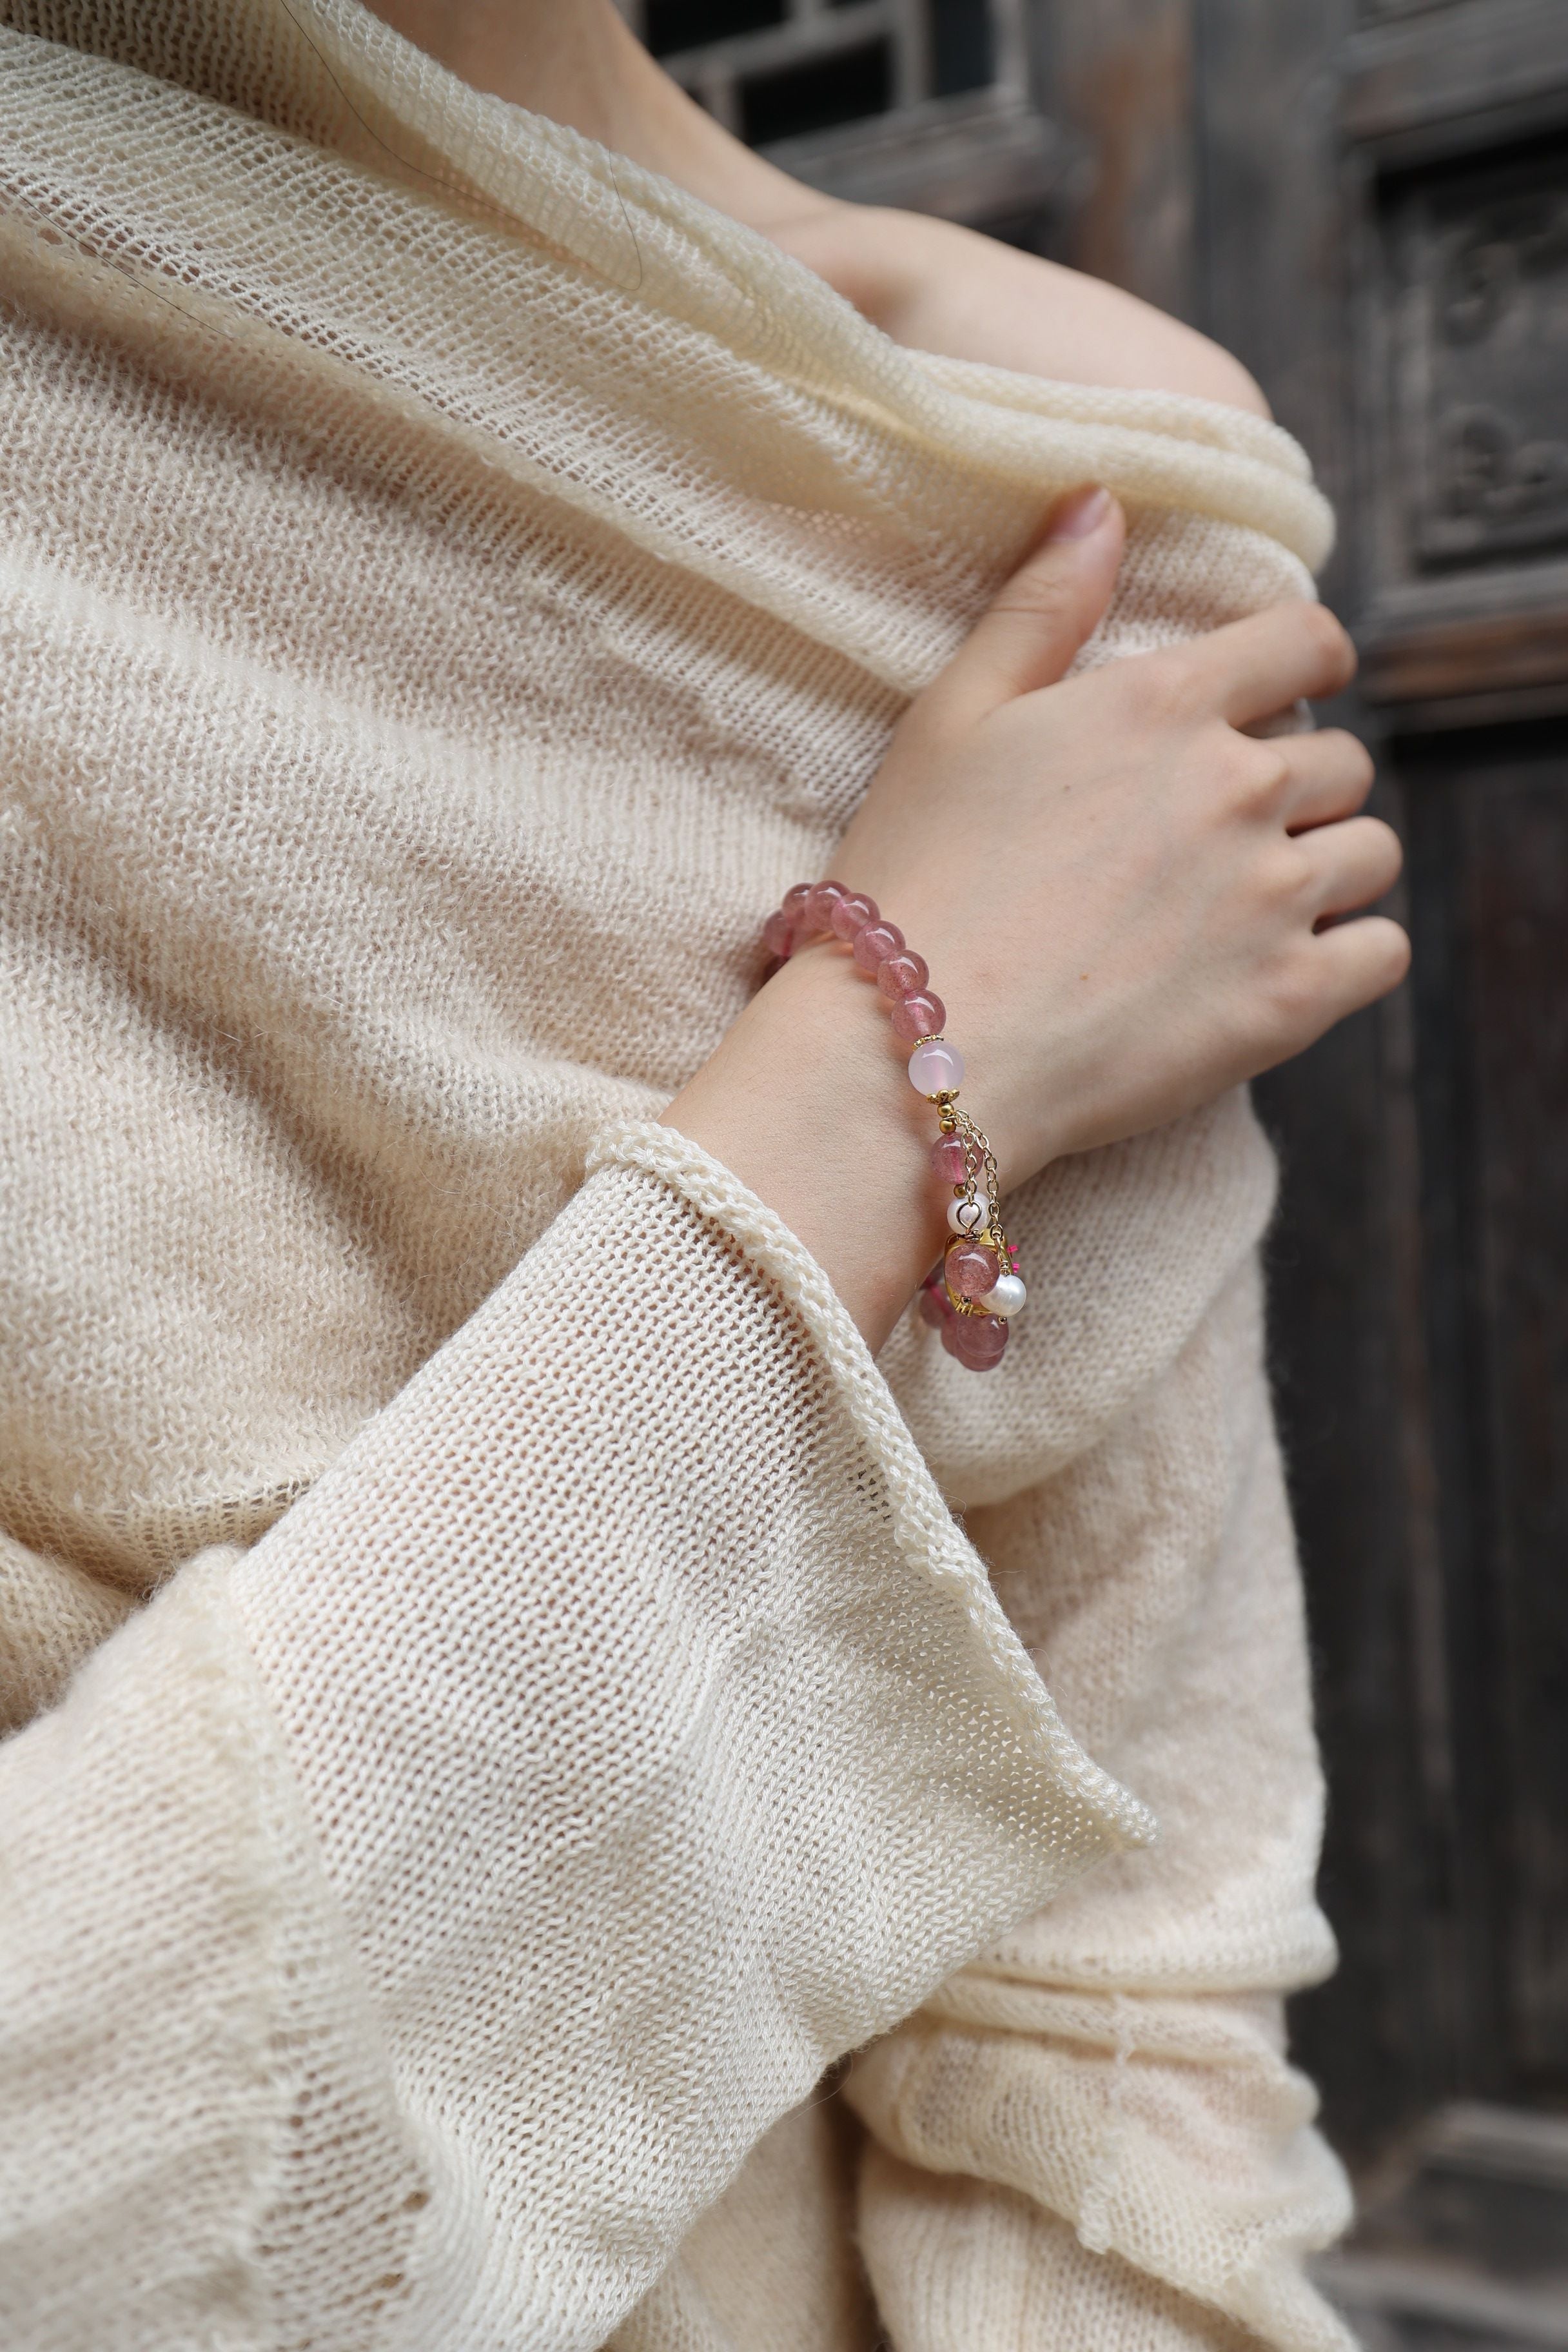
[979,1272,1026,1318]
[946,1195,986,1237]
[908,1038,964,1096]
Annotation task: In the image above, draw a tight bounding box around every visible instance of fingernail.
[1048,485,1112,542]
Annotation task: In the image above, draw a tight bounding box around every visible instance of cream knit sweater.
[0,6,1356,2347]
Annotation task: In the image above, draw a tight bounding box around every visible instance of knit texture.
[0,4,1353,2346]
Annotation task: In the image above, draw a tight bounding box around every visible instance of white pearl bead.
[979,1273,1026,1318]
[908,1039,964,1096]
[946,1195,986,1237]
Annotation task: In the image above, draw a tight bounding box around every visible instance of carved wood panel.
[1393,141,1568,571]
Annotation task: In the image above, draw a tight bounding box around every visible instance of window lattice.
[620,1,1025,144]
[614,0,1055,229]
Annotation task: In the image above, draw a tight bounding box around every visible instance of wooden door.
[1162,0,1568,2168]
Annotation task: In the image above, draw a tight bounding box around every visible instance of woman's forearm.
[663,943,954,1357]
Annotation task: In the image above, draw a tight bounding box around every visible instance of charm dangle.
[922,1102,1025,1371]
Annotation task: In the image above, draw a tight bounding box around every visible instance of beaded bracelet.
[761,879,1026,1373]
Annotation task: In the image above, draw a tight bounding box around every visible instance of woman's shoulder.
[763,201,1270,420]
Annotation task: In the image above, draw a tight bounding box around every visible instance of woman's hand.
[832,486,1406,1184]
[665,490,1407,1353]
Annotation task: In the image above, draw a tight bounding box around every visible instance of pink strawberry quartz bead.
[946,1240,1000,1299]
[829,892,877,941]
[890,990,945,1043]
[803,879,847,932]
[761,908,794,959]
[952,1312,1010,1371]
[908,1038,964,1095]
[877,950,928,999]
[852,919,905,974]
[930,1132,968,1182]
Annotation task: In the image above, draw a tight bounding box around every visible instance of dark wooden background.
[1032,0,1568,2170]
[632,0,1568,2185]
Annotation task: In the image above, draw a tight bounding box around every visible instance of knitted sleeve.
[0,1126,1145,2352]
[847,1253,1358,2352]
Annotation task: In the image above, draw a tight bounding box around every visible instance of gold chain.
[937,1100,1008,1316]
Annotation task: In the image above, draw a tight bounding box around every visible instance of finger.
[930,485,1126,726]
[1308,914,1411,1024]
[1297,813,1403,919]
[1165,599,1357,730]
[1280,729,1376,832]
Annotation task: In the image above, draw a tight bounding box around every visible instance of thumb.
[934,485,1124,723]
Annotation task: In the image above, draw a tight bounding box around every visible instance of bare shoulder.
[767,202,1270,420]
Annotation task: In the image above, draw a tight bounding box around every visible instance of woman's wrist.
[661,943,959,1355]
